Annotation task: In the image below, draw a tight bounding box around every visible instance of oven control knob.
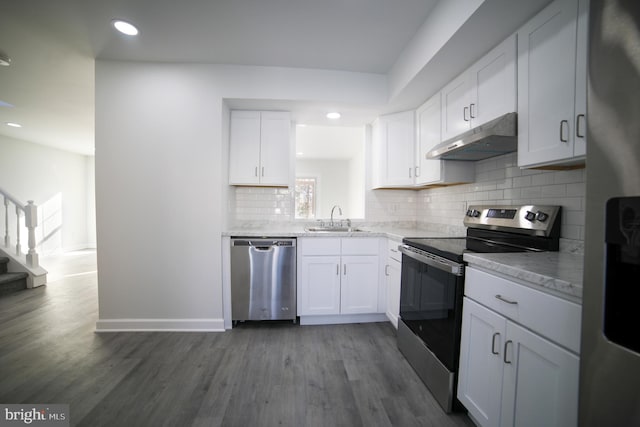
[525,211,536,222]
[467,209,481,218]
[536,211,549,222]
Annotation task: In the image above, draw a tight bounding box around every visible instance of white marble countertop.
[223,225,457,240]
[463,251,584,303]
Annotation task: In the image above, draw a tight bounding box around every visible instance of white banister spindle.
[0,188,40,269]
[3,196,9,248]
[24,201,39,268]
[15,205,22,256]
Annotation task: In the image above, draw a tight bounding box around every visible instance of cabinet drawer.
[387,239,402,262]
[465,267,582,353]
[342,237,379,255]
[298,238,341,256]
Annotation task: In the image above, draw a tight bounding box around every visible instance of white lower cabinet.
[297,237,382,319]
[298,255,341,315]
[340,255,380,314]
[457,298,505,426]
[500,321,579,427]
[384,239,402,328]
[458,267,580,427]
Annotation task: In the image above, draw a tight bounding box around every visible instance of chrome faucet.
[330,205,342,226]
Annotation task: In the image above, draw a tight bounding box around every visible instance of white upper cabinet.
[441,34,517,142]
[416,92,474,186]
[441,72,473,142]
[371,110,415,188]
[517,0,588,168]
[229,110,291,186]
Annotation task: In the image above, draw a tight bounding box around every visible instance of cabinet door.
[469,34,517,127]
[416,92,443,185]
[385,258,401,328]
[457,298,506,427]
[297,256,341,315]
[517,0,580,167]
[441,72,472,141]
[341,255,379,314]
[259,111,291,186]
[380,111,415,187]
[229,111,261,185]
[573,0,588,157]
[501,321,580,427]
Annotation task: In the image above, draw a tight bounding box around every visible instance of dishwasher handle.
[251,246,274,252]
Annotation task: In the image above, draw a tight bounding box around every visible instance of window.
[295,177,317,219]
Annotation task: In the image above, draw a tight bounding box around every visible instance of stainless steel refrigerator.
[580,0,640,425]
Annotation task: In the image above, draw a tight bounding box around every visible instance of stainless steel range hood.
[427,112,517,161]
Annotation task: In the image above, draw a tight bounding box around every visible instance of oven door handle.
[398,245,464,276]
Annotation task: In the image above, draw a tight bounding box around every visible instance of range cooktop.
[402,237,468,262]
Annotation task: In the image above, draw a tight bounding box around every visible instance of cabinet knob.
[560,120,569,142]
[495,294,518,305]
[576,114,586,138]
[492,332,501,355]
[504,340,513,364]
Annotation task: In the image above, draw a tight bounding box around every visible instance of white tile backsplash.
[416,153,586,244]
[228,152,586,248]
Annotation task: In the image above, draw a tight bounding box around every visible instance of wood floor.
[0,250,474,427]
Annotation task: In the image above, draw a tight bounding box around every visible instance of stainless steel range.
[397,204,561,413]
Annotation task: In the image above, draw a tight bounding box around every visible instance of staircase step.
[0,257,8,274]
[0,272,29,296]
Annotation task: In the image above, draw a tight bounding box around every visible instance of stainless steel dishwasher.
[230,238,296,323]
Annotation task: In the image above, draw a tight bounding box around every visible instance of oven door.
[398,246,465,371]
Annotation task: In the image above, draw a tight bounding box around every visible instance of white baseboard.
[299,313,388,326]
[95,318,225,332]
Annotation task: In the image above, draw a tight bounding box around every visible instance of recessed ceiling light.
[0,51,11,66]
[296,123,307,127]
[6,122,22,128]
[296,152,304,157]
[112,20,139,36]
[326,112,341,119]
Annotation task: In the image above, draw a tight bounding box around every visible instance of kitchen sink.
[304,226,364,233]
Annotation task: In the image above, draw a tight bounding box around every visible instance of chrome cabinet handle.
[261,166,265,177]
[385,265,390,276]
[409,167,412,178]
[463,106,470,122]
[470,103,476,119]
[504,340,513,364]
[560,120,569,142]
[255,166,258,177]
[343,264,347,275]
[491,332,500,355]
[336,264,339,275]
[495,294,518,305]
[576,114,586,138]
[415,166,420,177]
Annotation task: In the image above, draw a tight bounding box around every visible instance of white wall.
[296,158,350,219]
[95,63,224,330]
[0,135,95,254]
[94,61,387,331]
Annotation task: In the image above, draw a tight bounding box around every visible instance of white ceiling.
[0,0,552,156]
[0,0,437,155]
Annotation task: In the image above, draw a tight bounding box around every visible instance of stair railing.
[0,187,39,268]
